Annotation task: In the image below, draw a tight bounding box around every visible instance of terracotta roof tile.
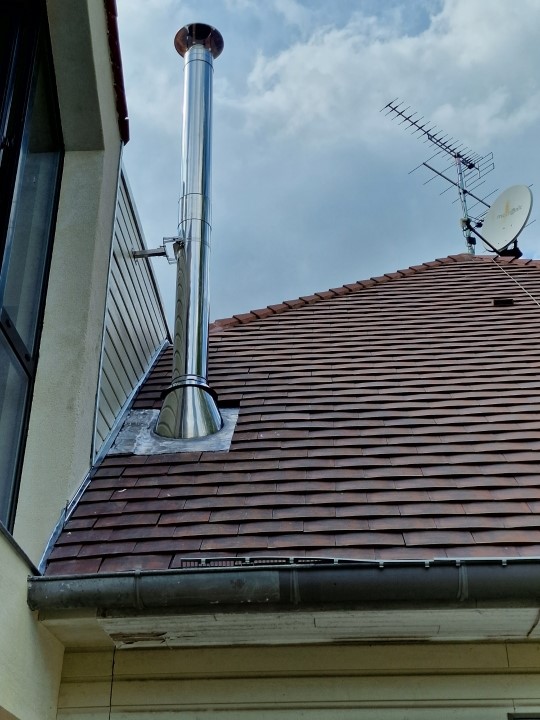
[99,554,173,572]
[369,516,436,531]
[336,503,400,518]
[268,533,334,548]
[315,291,338,300]
[110,526,182,541]
[90,477,137,491]
[210,508,273,522]
[201,535,269,551]
[233,312,258,323]
[274,505,336,519]
[472,529,540,544]
[46,256,540,574]
[334,532,404,547]
[56,529,113,545]
[133,538,203,553]
[442,545,522,558]
[283,298,306,308]
[239,520,303,535]
[250,308,275,319]
[46,558,102,574]
[48,545,83,560]
[159,510,211,525]
[63,518,96,530]
[111,487,162,500]
[398,503,465,516]
[404,530,474,546]
[78,541,137,557]
[71,501,127,517]
[304,518,369,532]
[94,512,161,528]
[434,515,505,529]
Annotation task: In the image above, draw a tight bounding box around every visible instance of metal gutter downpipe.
[155,24,224,439]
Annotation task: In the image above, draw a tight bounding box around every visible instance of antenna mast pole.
[455,157,475,254]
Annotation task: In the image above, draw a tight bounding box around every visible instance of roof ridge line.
[210,253,526,333]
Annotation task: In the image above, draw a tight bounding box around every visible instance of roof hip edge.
[210,253,502,333]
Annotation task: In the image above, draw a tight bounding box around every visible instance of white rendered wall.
[57,643,540,718]
[14,0,122,564]
[0,536,63,720]
[1,2,121,715]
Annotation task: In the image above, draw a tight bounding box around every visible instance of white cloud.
[272,0,311,29]
[235,0,540,151]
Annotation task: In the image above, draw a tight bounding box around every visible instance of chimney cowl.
[174,23,224,59]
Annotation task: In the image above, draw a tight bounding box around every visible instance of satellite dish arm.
[462,219,515,255]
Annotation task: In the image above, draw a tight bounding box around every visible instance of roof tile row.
[47,255,540,574]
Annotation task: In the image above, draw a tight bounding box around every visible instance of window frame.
[0,0,63,531]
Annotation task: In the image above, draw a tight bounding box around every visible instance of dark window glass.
[0,1,38,255]
[0,0,63,530]
[0,335,28,527]
[0,10,19,145]
[1,42,62,351]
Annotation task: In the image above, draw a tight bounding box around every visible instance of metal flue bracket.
[132,247,167,259]
[132,237,184,264]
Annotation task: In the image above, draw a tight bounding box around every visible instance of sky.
[116,0,540,325]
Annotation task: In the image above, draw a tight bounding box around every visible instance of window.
[0,0,63,530]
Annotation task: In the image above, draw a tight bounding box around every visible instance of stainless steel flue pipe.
[155,24,224,439]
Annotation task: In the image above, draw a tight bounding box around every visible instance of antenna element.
[382,99,496,255]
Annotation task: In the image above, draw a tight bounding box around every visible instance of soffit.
[38,604,540,650]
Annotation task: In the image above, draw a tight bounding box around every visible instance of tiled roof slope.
[47,254,540,575]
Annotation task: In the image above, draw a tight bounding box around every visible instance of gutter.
[27,558,540,612]
[104,0,129,144]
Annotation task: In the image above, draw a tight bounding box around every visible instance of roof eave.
[28,560,540,647]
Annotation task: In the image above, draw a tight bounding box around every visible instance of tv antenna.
[382,99,498,255]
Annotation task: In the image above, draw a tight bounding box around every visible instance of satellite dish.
[481,185,533,251]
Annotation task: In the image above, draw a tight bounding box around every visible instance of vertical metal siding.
[93,168,169,458]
